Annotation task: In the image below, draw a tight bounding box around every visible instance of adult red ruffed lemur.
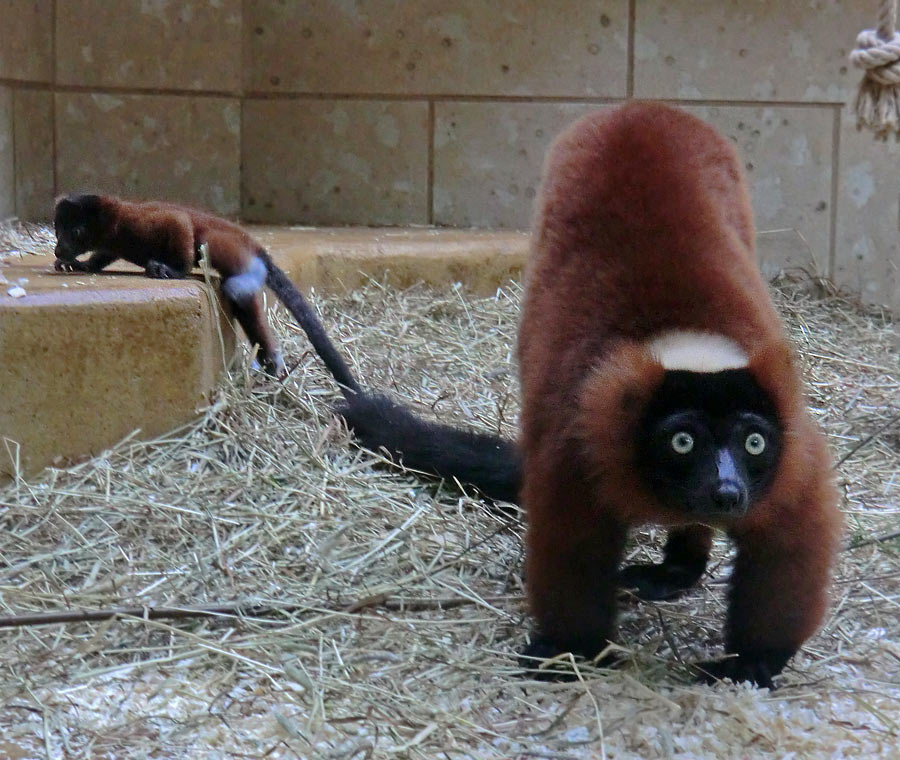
[53,194,357,390]
[333,102,843,687]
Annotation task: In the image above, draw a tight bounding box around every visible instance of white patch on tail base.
[648,330,748,373]
[222,255,267,304]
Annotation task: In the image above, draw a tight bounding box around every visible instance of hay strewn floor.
[1,232,898,758]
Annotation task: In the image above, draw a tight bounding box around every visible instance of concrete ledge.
[0,227,529,478]
[252,226,528,295]
[0,256,237,478]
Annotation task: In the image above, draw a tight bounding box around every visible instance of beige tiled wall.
[0,1,52,82]
[835,109,899,309]
[632,1,866,102]
[56,0,242,92]
[56,93,241,216]
[682,105,835,278]
[1,0,897,308]
[244,0,629,97]
[13,89,54,220]
[242,99,430,225]
[433,102,601,228]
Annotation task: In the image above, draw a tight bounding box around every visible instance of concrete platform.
[251,226,528,295]
[0,227,528,478]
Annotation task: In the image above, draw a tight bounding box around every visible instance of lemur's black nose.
[713,481,746,513]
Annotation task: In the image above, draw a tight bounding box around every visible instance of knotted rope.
[851,0,900,139]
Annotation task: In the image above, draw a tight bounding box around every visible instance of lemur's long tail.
[334,392,522,504]
[259,249,360,395]
[260,248,522,503]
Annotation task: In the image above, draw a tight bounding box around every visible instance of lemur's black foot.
[259,352,287,380]
[518,634,618,681]
[618,561,704,601]
[694,649,794,689]
[145,259,184,279]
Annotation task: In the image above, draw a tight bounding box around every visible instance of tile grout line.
[828,105,841,282]
[240,93,849,108]
[626,0,636,98]
[426,100,435,226]
[0,79,851,109]
[10,87,17,217]
[0,80,239,98]
[50,0,58,200]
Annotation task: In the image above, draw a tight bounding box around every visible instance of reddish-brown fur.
[59,197,260,279]
[519,103,842,676]
[55,195,284,375]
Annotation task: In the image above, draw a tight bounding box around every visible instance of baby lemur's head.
[54,194,104,261]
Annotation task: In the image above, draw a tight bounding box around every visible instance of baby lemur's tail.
[258,249,360,395]
[260,247,522,504]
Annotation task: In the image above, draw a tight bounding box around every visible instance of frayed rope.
[850,0,900,139]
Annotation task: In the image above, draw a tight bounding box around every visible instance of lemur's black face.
[54,195,102,260]
[637,369,782,520]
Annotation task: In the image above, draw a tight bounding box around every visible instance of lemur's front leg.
[696,501,840,688]
[522,451,627,675]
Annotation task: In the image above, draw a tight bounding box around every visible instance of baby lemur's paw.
[54,258,88,273]
[266,353,288,380]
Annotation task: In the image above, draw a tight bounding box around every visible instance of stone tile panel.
[834,110,899,309]
[0,87,13,219]
[634,0,870,103]
[55,93,240,215]
[242,99,429,225]
[433,102,600,228]
[14,89,55,220]
[0,0,52,82]
[56,0,242,91]
[245,0,627,96]
[683,104,834,277]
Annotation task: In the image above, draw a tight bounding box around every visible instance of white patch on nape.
[648,330,749,373]
[222,255,267,304]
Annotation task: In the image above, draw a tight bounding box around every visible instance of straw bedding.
[1,223,898,759]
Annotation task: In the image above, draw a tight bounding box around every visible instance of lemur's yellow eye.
[745,432,766,455]
[671,431,694,454]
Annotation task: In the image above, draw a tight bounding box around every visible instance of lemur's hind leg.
[619,524,712,601]
[228,294,285,378]
[222,257,285,378]
[145,212,197,279]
